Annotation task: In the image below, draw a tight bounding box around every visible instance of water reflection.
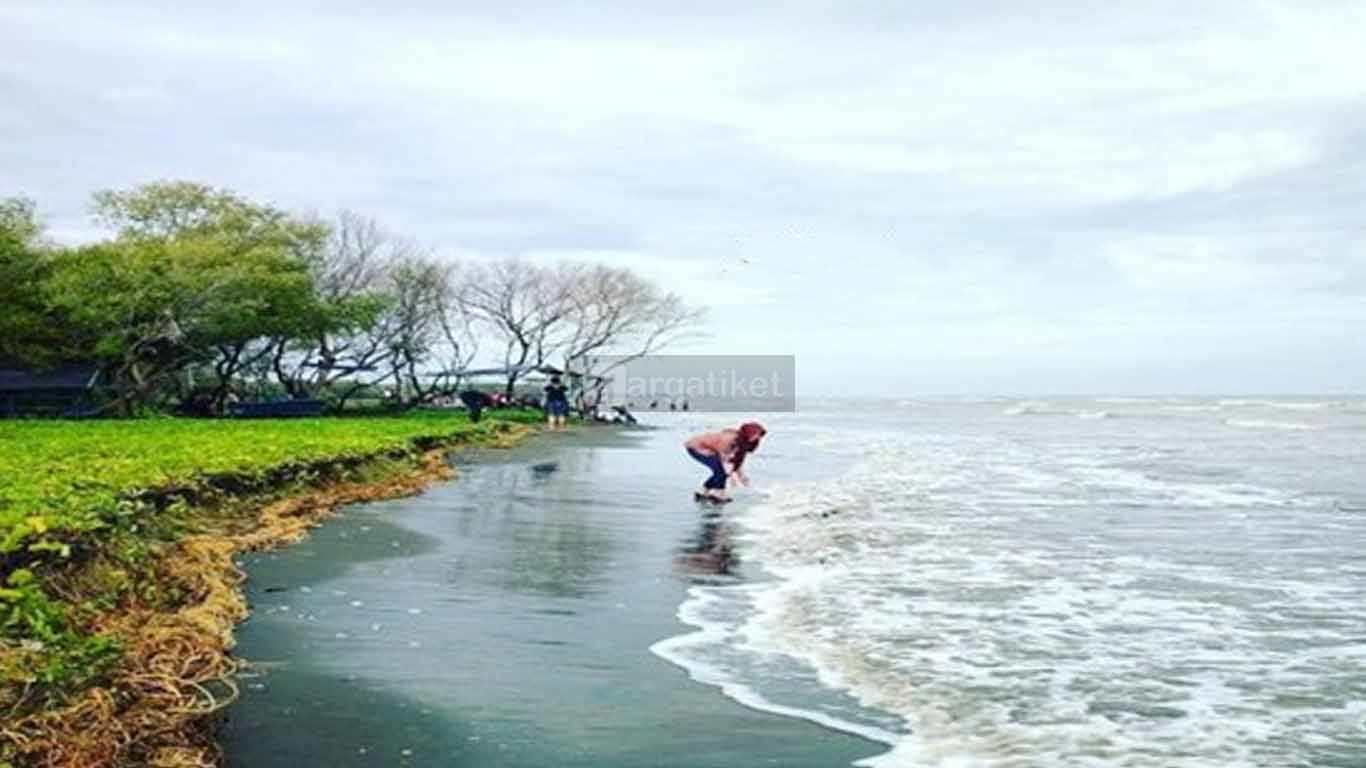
[500,515,615,598]
[465,455,618,600]
[674,512,739,578]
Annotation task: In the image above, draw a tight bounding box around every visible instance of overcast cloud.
[4,0,1365,395]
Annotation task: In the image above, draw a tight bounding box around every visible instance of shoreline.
[1,420,532,768]
[221,424,883,768]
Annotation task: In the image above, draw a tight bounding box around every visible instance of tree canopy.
[2,181,703,415]
[0,197,73,365]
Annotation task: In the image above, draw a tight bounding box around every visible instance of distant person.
[683,421,767,503]
[543,374,570,429]
[459,389,491,422]
[612,405,638,424]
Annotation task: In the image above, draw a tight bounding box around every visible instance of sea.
[652,397,1366,767]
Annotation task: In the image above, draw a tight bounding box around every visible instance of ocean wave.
[1003,402,1112,419]
[1092,397,1153,404]
[656,427,1364,767]
[1223,417,1319,431]
[1156,403,1225,413]
[1002,401,1049,416]
[1084,398,1352,418]
[1265,401,1333,411]
[1218,398,1338,411]
[649,586,905,760]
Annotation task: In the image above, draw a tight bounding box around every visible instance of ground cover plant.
[0,410,539,554]
[0,411,537,766]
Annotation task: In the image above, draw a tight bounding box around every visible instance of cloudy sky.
[4,0,1365,395]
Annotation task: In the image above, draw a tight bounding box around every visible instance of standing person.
[683,421,767,502]
[543,374,570,430]
[459,389,490,422]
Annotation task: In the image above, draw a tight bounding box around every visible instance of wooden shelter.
[0,363,100,417]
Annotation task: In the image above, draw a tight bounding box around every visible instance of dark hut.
[0,362,100,417]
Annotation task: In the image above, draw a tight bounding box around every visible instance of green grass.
[0,409,541,554]
[0,409,540,716]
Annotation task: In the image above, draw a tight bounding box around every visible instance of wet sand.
[221,427,879,767]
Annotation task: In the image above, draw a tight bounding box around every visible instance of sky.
[3,0,1365,395]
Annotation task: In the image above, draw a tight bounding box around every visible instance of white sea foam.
[1092,397,1152,404]
[1004,402,1112,420]
[1265,401,1332,411]
[1156,403,1225,413]
[654,410,1366,767]
[1224,417,1319,431]
[1002,401,1047,416]
[1218,398,1335,411]
[649,587,906,753]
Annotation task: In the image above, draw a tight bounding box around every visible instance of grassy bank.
[0,411,537,767]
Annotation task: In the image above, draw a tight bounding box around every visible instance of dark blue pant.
[688,448,727,490]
